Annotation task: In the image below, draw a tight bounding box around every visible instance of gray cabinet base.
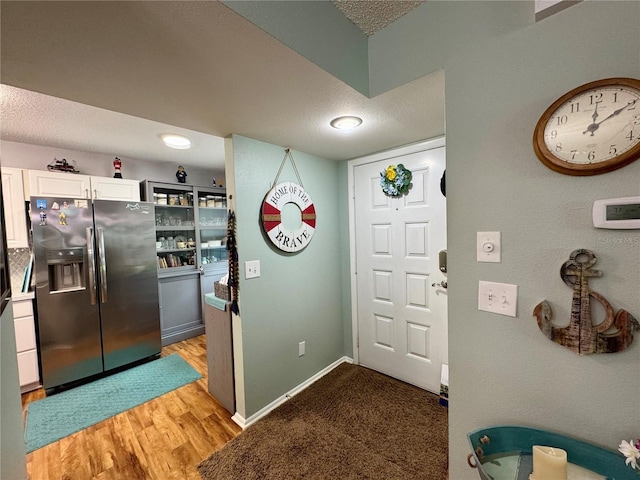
[159,273,203,346]
[161,325,205,347]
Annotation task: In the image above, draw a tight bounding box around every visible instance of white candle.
[531,445,568,480]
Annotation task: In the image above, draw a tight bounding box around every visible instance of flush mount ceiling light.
[161,134,191,149]
[330,116,363,131]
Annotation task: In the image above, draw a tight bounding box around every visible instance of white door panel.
[354,146,446,393]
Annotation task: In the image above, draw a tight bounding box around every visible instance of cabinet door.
[158,273,204,346]
[27,170,91,199]
[90,176,140,201]
[195,186,227,270]
[14,316,37,352]
[12,298,33,318]
[17,350,39,387]
[146,182,198,273]
[1,167,28,248]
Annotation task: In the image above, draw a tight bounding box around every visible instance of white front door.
[352,142,446,393]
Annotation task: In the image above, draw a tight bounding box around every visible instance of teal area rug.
[25,353,201,453]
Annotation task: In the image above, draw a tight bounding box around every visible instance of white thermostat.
[592,196,640,229]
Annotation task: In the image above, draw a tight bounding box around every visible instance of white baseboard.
[231,412,247,429]
[231,356,353,429]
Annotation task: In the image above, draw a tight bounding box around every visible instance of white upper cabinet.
[25,170,91,200]
[90,176,140,201]
[1,167,29,249]
[25,170,140,201]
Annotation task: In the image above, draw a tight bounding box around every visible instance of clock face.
[534,78,640,175]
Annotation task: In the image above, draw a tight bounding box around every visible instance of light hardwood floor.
[22,335,241,480]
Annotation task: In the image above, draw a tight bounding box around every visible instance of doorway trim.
[347,136,446,364]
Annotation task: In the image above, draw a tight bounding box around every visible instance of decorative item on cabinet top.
[113,157,123,178]
[47,158,80,174]
[533,248,639,354]
[176,166,187,183]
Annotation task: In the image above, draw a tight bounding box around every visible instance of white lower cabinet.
[17,350,39,388]
[14,316,36,351]
[12,295,40,392]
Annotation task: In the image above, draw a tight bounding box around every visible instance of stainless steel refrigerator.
[31,197,161,392]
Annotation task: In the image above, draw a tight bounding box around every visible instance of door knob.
[432,281,447,289]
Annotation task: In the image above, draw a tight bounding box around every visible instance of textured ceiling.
[0,2,444,170]
[333,0,425,36]
[0,85,225,168]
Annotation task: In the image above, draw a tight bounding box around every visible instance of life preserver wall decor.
[260,149,316,253]
[261,182,316,252]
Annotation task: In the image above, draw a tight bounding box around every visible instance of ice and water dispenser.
[46,248,85,292]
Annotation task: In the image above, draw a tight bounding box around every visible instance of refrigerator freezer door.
[31,197,102,390]
[93,200,161,371]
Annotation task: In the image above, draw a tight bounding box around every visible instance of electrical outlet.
[298,341,305,357]
[245,260,260,279]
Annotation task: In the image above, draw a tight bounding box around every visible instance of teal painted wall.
[337,160,352,357]
[356,4,640,477]
[228,4,639,477]
[381,2,639,478]
[224,1,369,96]
[229,135,346,417]
[0,302,28,479]
[368,1,532,96]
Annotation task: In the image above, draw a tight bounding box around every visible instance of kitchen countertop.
[204,292,228,311]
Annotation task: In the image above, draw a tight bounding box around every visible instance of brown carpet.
[198,362,448,479]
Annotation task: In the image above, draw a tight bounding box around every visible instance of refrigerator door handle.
[96,227,108,304]
[86,227,97,305]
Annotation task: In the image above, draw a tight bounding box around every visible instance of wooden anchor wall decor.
[533,249,639,355]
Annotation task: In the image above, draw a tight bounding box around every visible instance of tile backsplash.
[8,248,33,293]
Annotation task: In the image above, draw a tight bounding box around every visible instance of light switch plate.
[245,260,260,279]
[477,232,501,262]
[478,281,517,317]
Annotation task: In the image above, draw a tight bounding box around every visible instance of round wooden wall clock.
[533,77,640,175]
[261,182,316,253]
